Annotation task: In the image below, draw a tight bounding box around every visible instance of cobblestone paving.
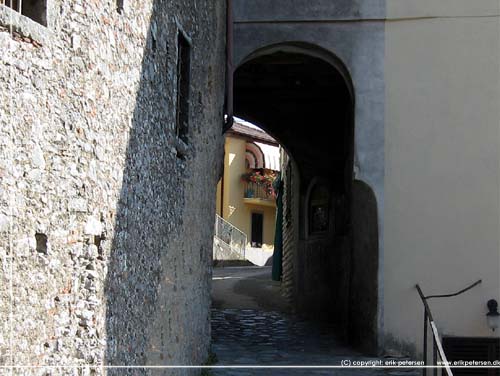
[211,308,419,376]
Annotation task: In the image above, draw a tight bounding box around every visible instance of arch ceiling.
[234,50,353,187]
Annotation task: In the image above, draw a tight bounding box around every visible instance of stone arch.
[237,42,355,103]
[234,42,356,185]
[233,42,379,352]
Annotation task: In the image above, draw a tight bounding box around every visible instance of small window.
[175,29,191,143]
[309,183,330,235]
[3,0,47,26]
[251,212,263,248]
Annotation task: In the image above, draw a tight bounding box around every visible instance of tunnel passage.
[234,46,378,352]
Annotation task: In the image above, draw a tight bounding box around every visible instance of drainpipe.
[220,166,225,218]
[223,0,234,133]
[220,0,233,218]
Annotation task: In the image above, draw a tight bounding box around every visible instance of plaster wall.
[234,0,500,356]
[222,136,276,251]
[386,0,500,19]
[384,1,500,354]
[216,180,222,217]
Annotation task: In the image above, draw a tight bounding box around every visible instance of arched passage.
[233,44,379,351]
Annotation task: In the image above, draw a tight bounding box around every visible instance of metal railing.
[243,181,274,201]
[214,214,247,260]
[416,279,482,376]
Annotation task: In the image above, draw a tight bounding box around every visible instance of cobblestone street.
[210,267,419,376]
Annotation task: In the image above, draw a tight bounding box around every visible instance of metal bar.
[423,309,428,376]
[417,284,449,375]
[416,283,456,376]
[416,284,435,322]
[430,321,453,376]
[425,280,482,300]
[216,214,247,239]
[433,336,437,376]
[214,214,247,259]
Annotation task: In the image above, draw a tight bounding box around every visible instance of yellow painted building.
[216,121,280,264]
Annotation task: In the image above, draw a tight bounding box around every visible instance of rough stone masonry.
[0,0,226,373]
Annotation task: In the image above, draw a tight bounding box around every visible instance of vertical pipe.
[423,309,428,376]
[224,0,234,132]
[220,169,225,218]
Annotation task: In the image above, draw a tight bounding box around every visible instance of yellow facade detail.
[216,131,278,254]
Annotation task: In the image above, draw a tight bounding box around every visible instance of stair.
[213,214,247,263]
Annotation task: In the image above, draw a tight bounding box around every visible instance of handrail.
[416,285,453,376]
[416,280,482,376]
[424,280,482,300]
[215,214,247,240]
[214,214,247,261]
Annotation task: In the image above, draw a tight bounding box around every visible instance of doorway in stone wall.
[210,44,380,370]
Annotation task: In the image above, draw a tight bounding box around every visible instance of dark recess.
[4,0,47,26]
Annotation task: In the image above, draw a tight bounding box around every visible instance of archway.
[233,44,379,352]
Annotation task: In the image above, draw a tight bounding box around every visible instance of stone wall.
[280,153,299,307]
[0,0,225,372]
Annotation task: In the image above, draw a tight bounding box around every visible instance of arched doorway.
[233,44,379,352]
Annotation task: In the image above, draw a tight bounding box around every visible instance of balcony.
[243,181,275,206]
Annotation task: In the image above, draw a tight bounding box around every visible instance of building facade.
[215,121,280,266]
[232,0,500,358]
[0,0,225,370]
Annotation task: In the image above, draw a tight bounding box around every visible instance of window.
[251,212,263,248]
[3,0,47,26]
[175,29,191,143]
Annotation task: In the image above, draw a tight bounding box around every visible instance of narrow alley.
[210,267,419,375]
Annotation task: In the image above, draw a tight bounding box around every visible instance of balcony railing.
[214,214,246,260]
[243,181,274,201]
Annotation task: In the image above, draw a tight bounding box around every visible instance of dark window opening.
[4,0,47,26]
[116,0,124,14]
[443,337,500,376]
[251,212,263,248]
[175,30,191,143]
[35,233,48,254]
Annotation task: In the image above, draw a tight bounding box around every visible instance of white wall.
[384,0,500,354]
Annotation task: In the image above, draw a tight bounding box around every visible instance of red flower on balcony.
[241,169,277,199]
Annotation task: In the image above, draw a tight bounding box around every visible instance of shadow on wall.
[349,180,378,354]
[104,0,224,372]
